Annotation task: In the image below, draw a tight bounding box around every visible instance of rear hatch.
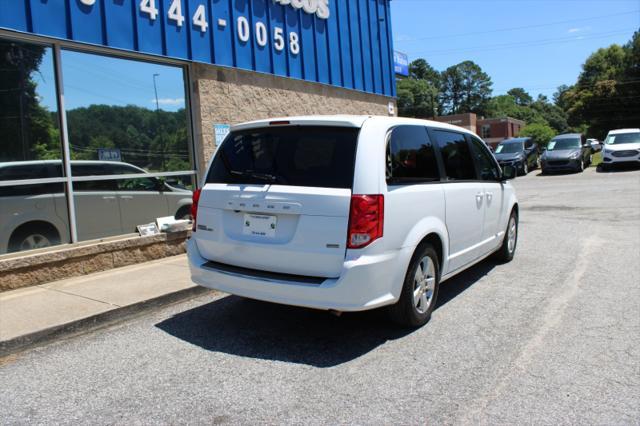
[194,124,360,278]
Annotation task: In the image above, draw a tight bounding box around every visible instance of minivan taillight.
[191,188,201,232]
[347,195,384,249]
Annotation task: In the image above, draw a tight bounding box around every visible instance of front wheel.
[494,210,518,263]
[523,162,529,175]
[388,243,440,328]
[578,159,585,173]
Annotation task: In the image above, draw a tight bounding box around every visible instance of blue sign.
[97,148,121,162]
[214,124,230,146]
[394,51,409,77]
[0,0,396,97]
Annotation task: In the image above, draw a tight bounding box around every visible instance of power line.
[408,28,635,57]
[394,9,639,43]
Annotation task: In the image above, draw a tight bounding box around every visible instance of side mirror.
[501,165,517,181]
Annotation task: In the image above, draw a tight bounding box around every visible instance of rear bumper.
[187,238,411,312]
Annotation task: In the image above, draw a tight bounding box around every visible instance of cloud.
[151,97,185,106]
[567,27,590,34]
[394,34,416,43]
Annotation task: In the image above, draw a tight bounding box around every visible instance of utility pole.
[153,73,160,112]
[152,73,164,170]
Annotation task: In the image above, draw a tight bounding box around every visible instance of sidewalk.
[0,255,212,356]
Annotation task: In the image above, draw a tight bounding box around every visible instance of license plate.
[243,214,277,237]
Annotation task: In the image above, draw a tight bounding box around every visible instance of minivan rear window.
[206,126,359,189]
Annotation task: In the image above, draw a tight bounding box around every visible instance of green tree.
[507,88,533,106]
[409,59,440,88]
[562,32,640,138]
[486,95,544,124]
[440,61,493,115]
[520,123,556,147]
[397,78,439,118]
[0,41,59,162]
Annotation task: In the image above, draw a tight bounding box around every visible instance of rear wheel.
[388,243,440,327]
[8,223,60,253]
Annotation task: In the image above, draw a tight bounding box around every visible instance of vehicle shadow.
[155,260,496,368]
[596,164,640,173]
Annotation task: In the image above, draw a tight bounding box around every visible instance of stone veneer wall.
[190,64,396,166]
[0,231,189,292]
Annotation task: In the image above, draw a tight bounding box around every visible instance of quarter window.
[432,130,476,181]
[386,126,439,183]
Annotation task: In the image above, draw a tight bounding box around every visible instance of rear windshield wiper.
[230,169,278,183]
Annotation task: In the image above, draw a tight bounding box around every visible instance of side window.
[432,130,476,181]
[469,136,500,181]
[386,125,440,183]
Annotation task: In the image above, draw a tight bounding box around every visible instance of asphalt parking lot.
[1,166,639,425]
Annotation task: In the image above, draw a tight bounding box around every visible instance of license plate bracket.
[242,214,277,237]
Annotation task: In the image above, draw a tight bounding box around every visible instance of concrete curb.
[0,286,215,358]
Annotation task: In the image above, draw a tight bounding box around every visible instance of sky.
[32,0,639,111]
[390,0,640,99]
[36,49,187,113]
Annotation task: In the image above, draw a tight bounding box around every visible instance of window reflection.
[0,40,68,254]
[61,50,192,173]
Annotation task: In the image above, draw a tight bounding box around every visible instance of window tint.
[73,179,117,191]
[432,130,477,180]
[207,126,359,189]
[116,177,160,192]
[386,126,439,183]
[469,136,500,181]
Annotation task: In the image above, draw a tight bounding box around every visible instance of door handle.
[485,192,493,202]
[120,195,134,200]
[475,192,484,206]
[102,196,116,201]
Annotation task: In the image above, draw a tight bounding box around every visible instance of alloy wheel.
[413,256,436,314]
[507,216,517,254]
[19,234,52,251]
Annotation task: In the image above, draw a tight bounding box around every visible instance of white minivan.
[188,116,519,326]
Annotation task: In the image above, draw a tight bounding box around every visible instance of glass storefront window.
[0,37,196,254]
[0,39,69,254]
[60,50,194,242]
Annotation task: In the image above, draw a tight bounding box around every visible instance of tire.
[523,162,529,175]
[577,160,584,173]
[8,223,60,253]
[175,206,192,221]
[494,209,518,263]
[541,167,547,175]
[388,243,440,328]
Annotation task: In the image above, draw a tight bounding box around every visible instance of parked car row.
[491,128,639,176]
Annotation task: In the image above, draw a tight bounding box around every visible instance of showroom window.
[0,36,196,255]
[0,39,70,254]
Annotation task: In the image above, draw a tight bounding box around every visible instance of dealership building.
[0,0,397,275]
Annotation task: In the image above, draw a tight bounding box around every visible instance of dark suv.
[494,137,539,175]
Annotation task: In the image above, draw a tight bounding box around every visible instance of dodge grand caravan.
[188,116,519,327]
